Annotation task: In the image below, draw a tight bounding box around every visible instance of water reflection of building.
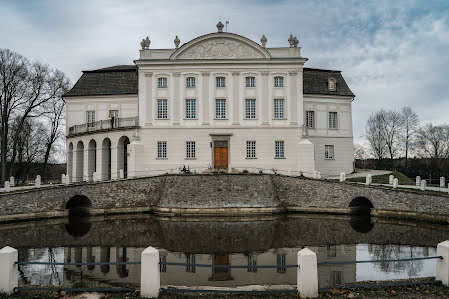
[63,245,357,288]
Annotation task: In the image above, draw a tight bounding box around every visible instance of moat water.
[1,213,448,289]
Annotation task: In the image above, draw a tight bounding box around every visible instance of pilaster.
[173,72,181,125]
[232,72,240,125]
[144,72,153,126]
[289,71,298,125]
[261,72,269,125]
[201,72,210,125]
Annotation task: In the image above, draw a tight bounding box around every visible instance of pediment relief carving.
[175,38,266,60]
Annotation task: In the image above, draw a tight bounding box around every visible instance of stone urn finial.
[216,21,224,33]
[261,35,267,48]
[141,36,151,50]
[288,34,295,48]
[293,36,299,48]
[174,36,180,48]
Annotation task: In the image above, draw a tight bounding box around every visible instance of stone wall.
[0,174,448,222]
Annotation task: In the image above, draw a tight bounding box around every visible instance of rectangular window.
[274,76,284,87]
[186,141,196,158]
[329,112,338,129]
[185,99,196,119]
[277,254,286,273]
[215,99,226,119]
[245,99,256,119]
[158,77,167,88]
[247,254,257,273]
[157,99,168,119]
[157,141,167,158]
[274,99,285,119]
[246,141,256,158]
[245,76,255,87]
[325,145,334,160]
[306,111,315,128]
[186,254,196,273]
[86,111,95,127]
[186,77,196,88]
[275,141,285,158]
[216,76,226,87]
[331,271,342,285]
[327,245,337,257]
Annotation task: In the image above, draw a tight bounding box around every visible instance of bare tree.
[401,107,419,165]
[365,110,388,159]
[383,110,404,160]
[416,123,449,159]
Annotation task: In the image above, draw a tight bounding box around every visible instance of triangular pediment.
[171,33,270,60]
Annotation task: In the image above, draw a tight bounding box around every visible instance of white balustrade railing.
[68,116,138,136]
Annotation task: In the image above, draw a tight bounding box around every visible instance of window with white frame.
[306,111,315,128]
[185,99,196,119]
[274,76,284,87]
[158,77,167,88]
[157,99,168,119]
[325,145,334,160]
[216,76,226,87]
[186,141,196,158]
[186,77,196,88]
[328,112,338,129]
[274,99,285,119]
[277,254,286,273]
[245,76,255,87]
[245,99,256,119]
[186,254,196,273]
[275,141,285,158]
[247,254,257,273]
[157,141,167,158]
[246,141,256,158]
[215,99,226,119]
[328,78,336,91]
[86,111,95,127]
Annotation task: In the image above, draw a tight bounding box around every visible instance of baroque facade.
[64,22,355,182]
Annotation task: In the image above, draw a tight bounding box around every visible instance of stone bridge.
[0,174,448,223]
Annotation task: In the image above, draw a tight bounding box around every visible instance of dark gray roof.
[303,67,354,97]
[64,65,138,97]
[65,65,354,98]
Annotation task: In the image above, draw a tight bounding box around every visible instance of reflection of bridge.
[1,174,449,223]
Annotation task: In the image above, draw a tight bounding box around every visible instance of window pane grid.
[246,141,256,158]
[216,99,226,119]
[306,111,314,128]
[157,141,167,158]
[245,99,256,119]
[329,112,337,129]
[185,99,196,119]
[157,99,168,119]
[186,77,196,88]
[216,77,225,87]
[274,76,284,87]
[274,99,285,119]
[275,141,284,158]
[186,141,196,158]
[87,111,95,127]
[245,77,255,87]
[325,145,334,159]
[158,77,167,88]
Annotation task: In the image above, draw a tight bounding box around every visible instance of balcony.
[68,116,138,137]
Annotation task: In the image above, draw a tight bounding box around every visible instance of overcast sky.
[1,0,448,141]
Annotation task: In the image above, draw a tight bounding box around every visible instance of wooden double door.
[213,140,228,169]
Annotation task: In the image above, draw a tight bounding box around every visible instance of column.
[232,72,240,125]
[111,146,118,180]
[145,72,153,126]
[72,149,78,182]
[261,72,269,125]
[96,146,104,181]
[201,72,210,125]
[83,149,89,182]
[173,72,181,125]
[289,71,298,125]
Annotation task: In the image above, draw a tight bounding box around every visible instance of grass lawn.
[347,171,415,185]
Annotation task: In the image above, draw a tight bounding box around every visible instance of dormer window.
[328,78,336,91]
[274,76,284,87]
[158,77,167,88]
[186,77,196,88]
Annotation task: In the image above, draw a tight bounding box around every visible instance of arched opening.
[100,247,111,274]
[67,143,73,183]
[117,136,130,179]
[65,195,92,235]
[349,197,374,215]
[66,195,92,216]
[87,140,96,182]
[116,247,129,278]
[101,138,112,181]
[75,141,84,182]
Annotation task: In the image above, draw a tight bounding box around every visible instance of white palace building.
[64,22,355,182]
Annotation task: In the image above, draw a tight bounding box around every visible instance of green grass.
[347,171,415,185]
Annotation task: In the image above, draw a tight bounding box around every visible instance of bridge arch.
[349,197,374,215]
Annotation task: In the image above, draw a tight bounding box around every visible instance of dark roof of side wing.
[303,67,355,97]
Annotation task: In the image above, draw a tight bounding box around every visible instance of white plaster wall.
[309,137,354,175]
